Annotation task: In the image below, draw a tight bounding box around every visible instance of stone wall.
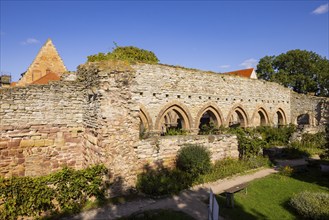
[0,81,86,177]
[136,134,238,168]
[132,64,292,134]
[290,92,329,126]
[1,61,328,195]
[77,61,141,191]
[0,124,84,177]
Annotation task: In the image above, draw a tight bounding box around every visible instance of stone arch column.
[226,104,249,128]
[251,106,271,127]
[139,105,153,136]
[154,101,193,135]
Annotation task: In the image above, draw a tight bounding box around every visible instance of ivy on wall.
[0,165,108,219]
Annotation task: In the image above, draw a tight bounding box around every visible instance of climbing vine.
[0,165,108,219]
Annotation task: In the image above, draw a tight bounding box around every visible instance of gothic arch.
[226,104,249,128]
[273,108,287,126]
[154,101,193,132]
[251,106,270,127]
[195,102,224,129]
[139,105,153,131]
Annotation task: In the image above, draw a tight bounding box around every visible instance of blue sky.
[1,0,328,82]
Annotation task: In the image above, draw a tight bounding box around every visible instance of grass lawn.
[216,168,329,220]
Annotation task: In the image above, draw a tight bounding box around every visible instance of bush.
[285,132,327,158]
[136,168,193,196]
[0,165,108,219]
[176,144,211,177]
[290,191,329,219]
[87,45,159,64]
[256,124,296,146]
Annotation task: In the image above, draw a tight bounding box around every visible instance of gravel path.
[64,167,278,220]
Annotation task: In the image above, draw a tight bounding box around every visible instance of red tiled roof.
[10,82,17,87]
[31,72,60,85]
[225,68,254,78]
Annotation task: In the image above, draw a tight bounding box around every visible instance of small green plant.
[164,127,188,136]
[199,121,219,135]
[279,165,294,176]
[290,191,329,219]
[176,144,211,178]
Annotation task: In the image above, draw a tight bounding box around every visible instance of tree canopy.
[256,50,329,96]
[87,45,159,64]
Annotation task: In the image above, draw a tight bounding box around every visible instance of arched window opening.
[199,110,219,134]
[229,109,247,128]
[158,107,190,135]
[297,114,310,125]
[258,111,267,126]
[253,108,269,127]
[139,107,152,139]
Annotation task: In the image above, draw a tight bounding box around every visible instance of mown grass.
[216,168,329,220]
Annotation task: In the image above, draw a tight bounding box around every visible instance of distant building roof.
[31,72,60,85]
[224,68,257,79]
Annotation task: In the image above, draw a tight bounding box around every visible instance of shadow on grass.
[215,193,267,220]
[289,166,329,189]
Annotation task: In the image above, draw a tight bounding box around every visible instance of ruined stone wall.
[132,64,291,133]
[136,134,238,168]
[290,92,329,126]
[2,61,327,195]
[77,61,141,191]
[0,82,85,177]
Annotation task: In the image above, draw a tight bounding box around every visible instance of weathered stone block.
[20,139,34,147]
[34,139,45,147]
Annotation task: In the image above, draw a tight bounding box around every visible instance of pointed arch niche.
[251,107,270,127]
[154,101,193,135]
[195,104,224,134]
[273,108,287,126]
[139,106,153,137]
[227,105,249,128]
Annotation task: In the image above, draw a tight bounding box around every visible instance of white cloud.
[219,65,230,69]
[239,58,258,68]
[312,3,328,15]
[20,38,40,45]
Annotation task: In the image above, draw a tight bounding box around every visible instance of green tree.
[256,50,329,96]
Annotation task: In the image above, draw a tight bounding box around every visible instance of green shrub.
[87,45,159,64]
[0,165,108,219]
[286,132,327,158]
[165,127,188,136]
[199,121,219,135]
[290,191,329,219]
[176,144,211,177]
[279,165,294,176]
[256,124,296,146]
[136,168,193,196]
